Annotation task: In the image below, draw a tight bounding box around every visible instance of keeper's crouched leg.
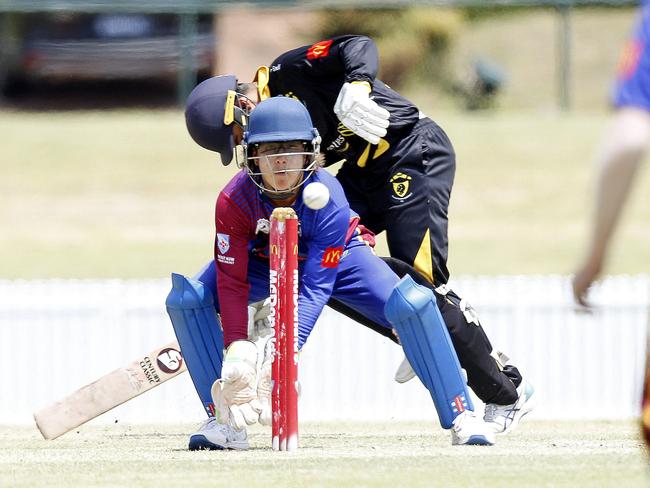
[166,272,254,450]
[165,273,224,417]
[385,276,495,446]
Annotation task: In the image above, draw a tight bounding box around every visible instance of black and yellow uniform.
[258,35,521,405]
[264,35,453,286]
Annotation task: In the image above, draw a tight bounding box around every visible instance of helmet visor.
[247,142,319,196]
[223,90,255,130]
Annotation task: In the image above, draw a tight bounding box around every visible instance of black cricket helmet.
[184,75,253,165]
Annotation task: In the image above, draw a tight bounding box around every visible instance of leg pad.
[166,273,224,416]
[385,275,473,428]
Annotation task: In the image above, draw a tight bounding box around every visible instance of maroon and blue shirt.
[215,169,359,347]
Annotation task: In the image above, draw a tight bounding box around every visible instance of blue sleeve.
[297,205,349,348]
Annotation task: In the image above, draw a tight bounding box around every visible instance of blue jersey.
[613,3,650,110]
[215,169,358,346]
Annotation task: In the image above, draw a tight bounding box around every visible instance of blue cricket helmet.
[185,75,250,166]
[244,96,319,146]
[242,97,322,200]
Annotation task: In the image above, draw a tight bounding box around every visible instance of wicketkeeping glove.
[247,298,273,342]
[211,340,261,429]
[333,81,390,145]
[256,337,274,426]
[256,336,301,426]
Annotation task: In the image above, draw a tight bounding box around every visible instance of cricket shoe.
[188,417,249,451]
[450,410,495,446]
[394,355,416,383]
[394,356,468,385]
[484,379,536,435]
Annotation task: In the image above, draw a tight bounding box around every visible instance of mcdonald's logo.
[270,244,279,256]
[321,246,343,268]
[307,39,333,60]
[293,244,298,256]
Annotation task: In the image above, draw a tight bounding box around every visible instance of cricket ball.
[302,182,330,210]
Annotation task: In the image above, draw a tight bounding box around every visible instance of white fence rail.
[1,275,648,427]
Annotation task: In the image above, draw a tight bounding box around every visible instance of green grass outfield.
[2,109,649,279]
[1,421,647,487]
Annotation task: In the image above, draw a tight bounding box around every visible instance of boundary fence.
[1,274,647,426]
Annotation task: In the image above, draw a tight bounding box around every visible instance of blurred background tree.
[318,7,464,90]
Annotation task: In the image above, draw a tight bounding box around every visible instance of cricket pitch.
[1,420,648,487]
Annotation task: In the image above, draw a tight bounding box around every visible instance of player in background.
[186,95,496,450]
[568,3,650,449]
[572,3,650,306]
[185,35,534,437]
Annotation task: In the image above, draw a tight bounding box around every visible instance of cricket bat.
[34,341,186,440]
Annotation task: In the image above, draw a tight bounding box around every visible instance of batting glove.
[334,81,390,145]
[211,340,261,429]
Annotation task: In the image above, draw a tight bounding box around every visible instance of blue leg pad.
[384,275,473,429]
[166,273,224,417]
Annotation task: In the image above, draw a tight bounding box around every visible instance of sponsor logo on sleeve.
[321,246,343,268]
[307,39,333,60]
[217,255,235,265]
[217,233,230,254]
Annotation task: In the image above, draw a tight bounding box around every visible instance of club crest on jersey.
[321,246,343,268]
[217,233,230,254]
[389,172,413,200]
[307,39,333,60]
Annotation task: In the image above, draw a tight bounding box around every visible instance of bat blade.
[34,341,186,440]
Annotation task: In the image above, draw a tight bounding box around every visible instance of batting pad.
[166,273,224,417]
[384,275,473,429]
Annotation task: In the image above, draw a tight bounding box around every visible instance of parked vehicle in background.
[1,12,215,95]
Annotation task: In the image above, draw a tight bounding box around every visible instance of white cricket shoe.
[484,379,536,435]
[450,410,495,446]
[394,356,416,383]
[394,356,468,385]
[188,417,249,451]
